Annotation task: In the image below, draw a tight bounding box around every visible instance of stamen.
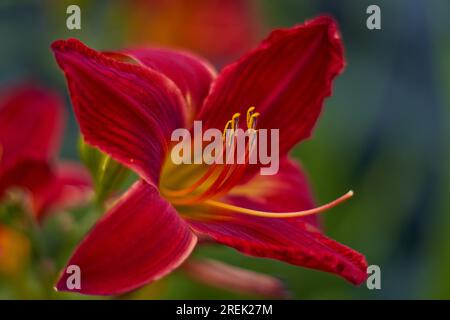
[246,106,255,128]
[222,119,233,141]
[248,112,260,130]
[232,113,240,129]
[211,107,260,199]
[222,113,241,141]
[165,107,262,203]
[204,190,354,218]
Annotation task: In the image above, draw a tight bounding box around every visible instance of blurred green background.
[1,0,449,299]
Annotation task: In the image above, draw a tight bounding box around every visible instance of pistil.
[204,190,354,218]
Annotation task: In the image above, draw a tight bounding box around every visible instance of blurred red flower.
[126,0,261,63]
[0,85,92,222]
[52,16,367,295]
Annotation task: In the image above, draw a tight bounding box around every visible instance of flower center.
[160,107,354,219]
[161,107,260,202]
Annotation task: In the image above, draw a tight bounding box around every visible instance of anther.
[246,106,255,128]
[231,113,240,130]
[223,119,234,140]
[248,112,260,130]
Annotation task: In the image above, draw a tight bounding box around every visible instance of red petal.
[120,48,216,119]
[55,180,197,295]
[197,16,345,155]
[51,39,187,185]
[0,85,64,170]
[183,259,288,298]
[189,216,367,285]
[186,158,367,285]
[227,157,319,227]
[32,162,93,222]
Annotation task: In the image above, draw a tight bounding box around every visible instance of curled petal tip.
[51,38,81,52]
[50,39,64,51]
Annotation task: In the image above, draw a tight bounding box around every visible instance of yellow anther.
[223,113,241,141]
[248,112,260,129]
[246,106,255,127]
[231,113,240,130]
[224,120,233,131]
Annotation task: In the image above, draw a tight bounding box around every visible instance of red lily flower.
[0,85,92,221]
[52,16,368,296]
